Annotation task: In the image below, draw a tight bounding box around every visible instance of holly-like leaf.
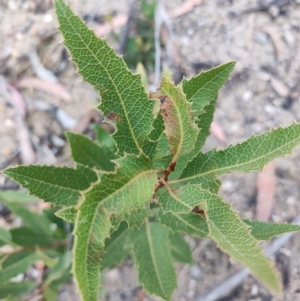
[0,252,39,283]
[73,206,111,301]
[55,0,154,156]
[55,206,77,223]
[169,232,193,264]
[245,220,300,241]
[127,221,177,300]
[73,155,157,301]
[156,77,199,162]
[66,132,117,171]
[182,61,235,116]
[3,165,97,206]
[177,123,300,188]
[204,193,282,294]
[158,210,208,238]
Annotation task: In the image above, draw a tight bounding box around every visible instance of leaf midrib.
[61,7,144,155]
[172,135,300,184]
[185,64,233,102]
[145,222,167,299]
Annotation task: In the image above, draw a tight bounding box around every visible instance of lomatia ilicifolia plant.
[2,0,300,300]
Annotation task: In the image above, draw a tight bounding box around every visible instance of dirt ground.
[1,0,300,300]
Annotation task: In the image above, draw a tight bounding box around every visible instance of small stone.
[251,284,258,296]
[190,265,202,279]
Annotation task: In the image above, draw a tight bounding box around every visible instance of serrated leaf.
[158,211,208,238]
[101,222,132,269]
[73,155,157,301]
[55,206,77,223]
[10,227,55,247]
[66,132,117,171]
[177,123,300,189]
[205,193,282,294]
[169,232,193,264]
[94,124,117,154]
[73,206,111,301]
[159,184,207,213]
[245,220,300,241]
[87,155,157,214]
[157,77,199,162]
[111,205,150,231]
[3,165,97,206]
[0,196,52,236]
[0,251,39,283]
[55,0,154,156]
[0,228,12,247]
[182,61,235,116]
[128,222,177,300]
[0,281,38,298]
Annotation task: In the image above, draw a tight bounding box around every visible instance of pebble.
[190,265,202,279]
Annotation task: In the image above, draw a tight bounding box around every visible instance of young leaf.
[101,222,132,269]
[55,206,77,223]
[158,211,208,238]
[0,196,52,236]
[169,232,193,264]
[0,252,39,283]
[156,77,199,162]
[127,221,177,300]
[0,282,38,298]
[73,206,111,301]
[204,193,282,294]
[66,132,117,171]
[182,61,235,115]
[245,220,300,241]
[3,165,97,206]
[55,0,154,156]
[177,123,300,188]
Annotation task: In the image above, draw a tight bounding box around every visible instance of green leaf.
[0,228,12,247]
[55,0,154,156]
[158,211,208,238]
[204,193,282,294]
[169,232,193,264]
[3,165,97,206]
[0,251,39,283]
[44,251,72,286]
[0,191,39,203]
[101,222,132,269]
[0,281,38,298]
[177,123,300,188]
[66,132,117,171]
[73,155,157,301]
[245,220,300,241]
[0,196,52,236]
[94,124,117,154]
[182,61,235,116]
[73,207,111,301]
[128,222,177,300]
[10,227,55,247]
[159,184,207,213]
[86,155,157,214]
[55,206,77,223]
[157,77,199,162]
